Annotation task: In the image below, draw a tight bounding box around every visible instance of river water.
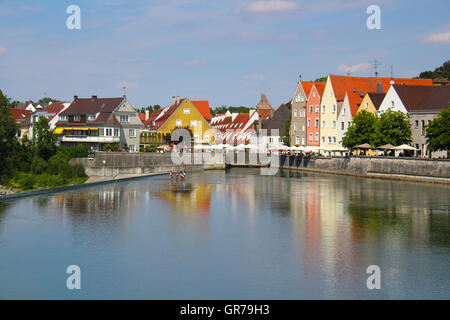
[0,168,449,299]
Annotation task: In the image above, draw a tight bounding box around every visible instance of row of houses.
[289,74,449,157]
[10,95,216,152]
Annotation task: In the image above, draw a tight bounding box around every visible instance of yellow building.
[320,76,340,149]
[357,92,386,116]
[146,97,214,144]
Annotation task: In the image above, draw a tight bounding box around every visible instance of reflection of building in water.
[46,184,140,214]
[155,182,214,215]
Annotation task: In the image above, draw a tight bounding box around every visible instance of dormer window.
[59,115,68,121]
[120,115,129,123]
[74,115,80,121]
[88,114,96,121]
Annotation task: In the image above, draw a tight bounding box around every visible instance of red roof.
[258,109,272,121]
[191,101,212,121]
[44,101,66,121]
[314,82,326,97]
[146,98,211,130]
[9,108,30,120]
[329,75,434,116]
[138,113,146,121]
[300,81,315,97]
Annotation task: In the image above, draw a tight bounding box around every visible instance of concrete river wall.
[71,153,206,178]
[278,155,450,183]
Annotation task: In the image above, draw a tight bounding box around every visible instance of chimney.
[172,96,176,105]
[176,96,180,105]
[91,95,97,101]
[74,95,78,101]
[377,83,382,93]
[145,110,149,121]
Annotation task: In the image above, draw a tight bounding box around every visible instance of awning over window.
[53,128,64,134]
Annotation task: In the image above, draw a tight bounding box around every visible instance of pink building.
[306,83,325,146]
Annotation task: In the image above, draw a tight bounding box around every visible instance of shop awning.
[53,128,64,134]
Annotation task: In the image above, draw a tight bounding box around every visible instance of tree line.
[342,109,449,154]
[0,89,88,191]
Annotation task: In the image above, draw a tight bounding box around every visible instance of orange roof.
[329,75,434,116]
[138,113,146,121]
[300,81,315,97]
[191,100,212,121]
[314,82,326,97]
[9,108,30,120]
[258,109,272,121]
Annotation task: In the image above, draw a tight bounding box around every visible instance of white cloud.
[0,46,7,54]
[338,63,372,74]
[424,31,450,44]
[246,0,299,13]
[116,81,139,89]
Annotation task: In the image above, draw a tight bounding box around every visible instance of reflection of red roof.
[191,101,212,121]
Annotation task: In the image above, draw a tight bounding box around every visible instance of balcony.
[61,135,120,143]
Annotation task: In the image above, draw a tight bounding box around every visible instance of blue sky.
[0,0,449,110]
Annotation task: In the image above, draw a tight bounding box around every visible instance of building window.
[348,121,351,127]
[176,120,182,127]
[88,114,96,121]
[129,129,136,137]
[315,105,319,113]
[294,109,298,117]
[322,120,325,128]
[296,136,300,144]
[302,136,305,145]
[309,106,313,113]
[322,136,325,143]
[341,122,344,130]
[114,128,119,137]
[322,105,325,114]
[129,145,135,152]
[343,108,346,116]
[120,115,129,123]
[106,128,113,136]
[74,115,80,121]
[99,128,104,136]
[333,136,336,144]
[421,120,425,135]
[315,133,319,141]
[294,123,297,131]
[328,136,331,143]
[332,104,336,113]
[59,115,68,121]
[307,119,311,128]
[415,120,419,128]
[302,125,305,132]
[332,121,336,128]
[183,108,190,114]
[309,133,313,141]
[365,102,369,110]
[315,119,319,128]
[391,101,394,107]
[190,120,197,127]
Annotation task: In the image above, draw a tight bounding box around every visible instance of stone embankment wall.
[71,153,206,177]
[278,156,450,183]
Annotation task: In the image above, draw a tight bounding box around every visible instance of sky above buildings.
[0,0,449,110]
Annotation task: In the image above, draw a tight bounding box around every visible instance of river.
[0,168,449,299]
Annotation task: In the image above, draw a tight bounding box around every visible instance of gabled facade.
[290,81,315,146]
[55,95,144,152]
[9,109,30,140]
[306,83,325,146]
[211,110,259,146]
[260,101,291,150]
[146,97,213,144]
[337,93,353,148]
[379,85,450,158]
[357,92,385,115]
[321,75,433,149]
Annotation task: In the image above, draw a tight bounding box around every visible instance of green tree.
[426,107,450,154]
[38,97,59,105]
[375,109,412,146]
[282,116,291,146]
[314,76,327,82]
[342,110,377,149]
[0,90,19,182]
[33,116,57,161]
[418,60,450,80]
